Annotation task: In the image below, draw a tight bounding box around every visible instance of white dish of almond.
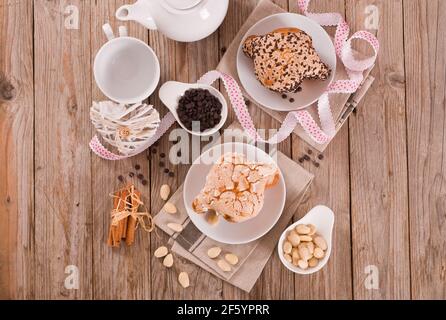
[278,205,334,274]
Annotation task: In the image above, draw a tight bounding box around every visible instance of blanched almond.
[163,253,174,268]
[307,224,317,236]
[167,223,183,233]
[306,241,315,254]
[178,272,190,288]
[225,253,239,265]
[297,259,309,270]
[287,230,301,247]
[154,246,168,258]
[298,245,311,261]
[284,253,292,263]
[299,235,313,242]
[283,241,292,254]
[314,236,327,250]
[217,259,231,272]
[314,247,325,259]
[296,224,311,235]
[207,247,221,259]
[160,184,170,200]
[308,257,319,268]
[164,202,177,214]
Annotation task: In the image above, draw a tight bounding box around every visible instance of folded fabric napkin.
[217,0,375,152]
[154,123,313,292]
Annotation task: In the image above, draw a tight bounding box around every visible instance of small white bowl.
[159,81,228,137]
[278,205,334,275]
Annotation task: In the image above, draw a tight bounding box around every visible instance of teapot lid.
[165,0,202,10]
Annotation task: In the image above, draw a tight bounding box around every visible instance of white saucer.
[183,142,286,244]
[236,13,337,111]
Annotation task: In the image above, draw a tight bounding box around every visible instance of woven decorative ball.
[90,101,160,156]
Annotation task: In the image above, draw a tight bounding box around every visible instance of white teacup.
[94,24,160,104]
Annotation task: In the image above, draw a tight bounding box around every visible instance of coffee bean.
[142,179,148,186]
[281,94,287,99]
[313,161,320,168]
[177,151,182,157]
[135,164,141,170]
[151,148,157,154]
[289,98,295,103]
[164,168,170,174]
[298,157,304,163]
[137,174,144,180]
[318,154,324,160]
[118,175,124,182]
[159,161,165,167]
[307,149,313,155]
[129,172,135,178]
[303,155,310,161]
[168,172,175,177]
[297,86,302,92]
[245,99,251,106]
[220,47,227,55]
[160,153,165,158]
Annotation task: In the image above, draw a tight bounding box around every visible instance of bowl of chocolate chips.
[159,81,228,136]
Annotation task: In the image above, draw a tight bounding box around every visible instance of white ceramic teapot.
[116,0,229,42]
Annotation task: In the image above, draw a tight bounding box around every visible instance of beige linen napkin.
[154,123,313,292]
[217,0,375,152]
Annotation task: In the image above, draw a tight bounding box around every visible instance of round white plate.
[236,13,337,111]
[183,142,286,244]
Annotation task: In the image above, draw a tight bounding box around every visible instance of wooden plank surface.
[346,0,411,299]
[1,0,445,300]
[290,0,353,300]
[34,0,93,299]
[90,0,151,300]
[0,0,34,299]
[403,0,446,299]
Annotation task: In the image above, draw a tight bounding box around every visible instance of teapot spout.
[116,2,157,30]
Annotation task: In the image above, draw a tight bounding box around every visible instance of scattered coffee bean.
[282,94,288,99]
[142,179,148,186]
[313,161,320,168]
[298,157,305,163]
[118,175,124,182]
[135,164,141,170]
[307,149,313,155]
[169,172,175,178]
[151,148,157,154]
[137,174,144,180]
[164,168,170,174]
[129,172,135,178]
[220,47,227,55]
[289,98,295,103]
[297,86,302,92]
[160,153,166,158]
[159,161,165,167]
[244,99,251,106]
[303,154,310,161]
[154,141,159,147]
[177,151,182,157]
[177,88,223,132]
[318,154,324,160]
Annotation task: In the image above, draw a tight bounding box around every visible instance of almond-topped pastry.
[243,28,331,93]
[192,153,280,223]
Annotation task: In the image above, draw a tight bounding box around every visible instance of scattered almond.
[283,241,292,254]
[217,259,231,272]
[154,246,169,258]
[207,247,222,259]
[178,272,190,288]
[314,236,327,251]
[308,257,319,268]
[296,224,311,235]
[314,247,325,259]
[167,223,183,233]
[225,253,239,265]
[163,253,174,268]
[160,184,170,200]
[164,202,177,214]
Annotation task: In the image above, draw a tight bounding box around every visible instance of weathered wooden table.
[1,0,445,300]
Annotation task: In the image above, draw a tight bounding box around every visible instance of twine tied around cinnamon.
[110,184,154,233]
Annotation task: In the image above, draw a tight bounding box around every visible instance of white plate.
[237,13,337,111]
[183,142,286,244]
